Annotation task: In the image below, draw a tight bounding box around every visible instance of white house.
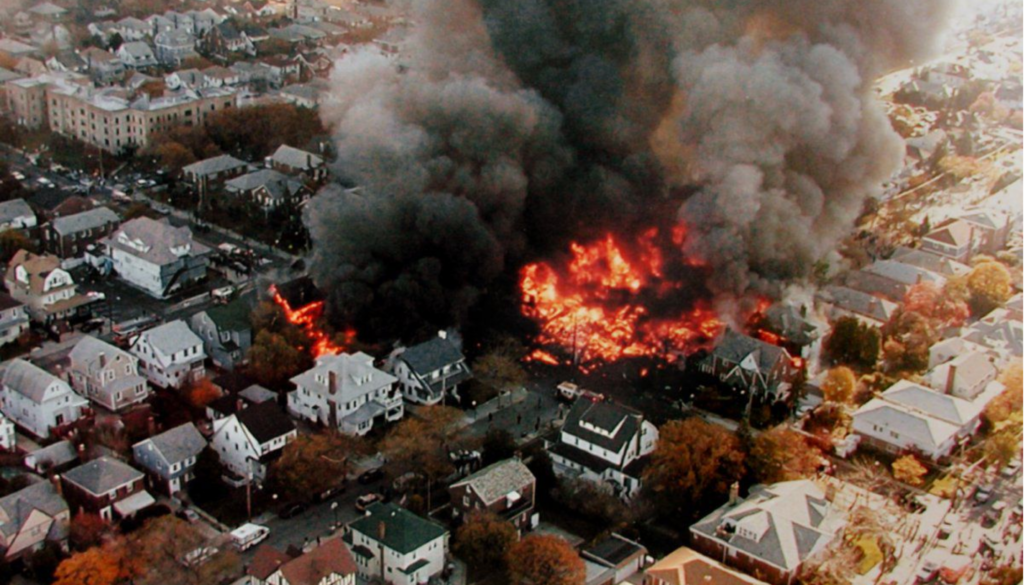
[0,413,14,451]
[345,503,448,585]
[0,359,88,438]
[101,217,211,299]
[388,333,472,406]
[116,41,158,69]
[288,352,402,436]
[851,380,985,460]
[0,481,69,560]
[68,336,149,412]
[210,401,296,486]
[130,320,206,390]
[547,399,658,500]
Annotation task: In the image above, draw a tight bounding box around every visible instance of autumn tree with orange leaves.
[454,511,518,576]
[185,378,221,409]
[903,282,969,328]
[748,427,824,484]
[643,418,745,521]
[507,534,585,585]
[53,542,140,585]
[380,406,464,508]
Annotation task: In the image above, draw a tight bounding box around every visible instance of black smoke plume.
[306,0,954,342]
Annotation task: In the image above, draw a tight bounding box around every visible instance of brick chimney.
[328,370,337,395]
[728,481,740,505]
[50,474,62,496]
[945,364,957,395]
[98,352,106,368]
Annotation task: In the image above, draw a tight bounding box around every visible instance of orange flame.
[520,228,723,368]
[270,285,350,358]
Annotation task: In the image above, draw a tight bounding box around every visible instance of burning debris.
[305,0,955,353]
[270,284,350,359]
[520,225,722,369]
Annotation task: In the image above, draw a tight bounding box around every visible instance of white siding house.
[210,401,296,486]
[101,217,211,299]
[0,359,88,438]
[68,336,149,411]
[345,503,448,585]
[287,352,402,436]
[130,320,206,389]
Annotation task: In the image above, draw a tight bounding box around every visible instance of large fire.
[270,285,350,358]
[520,226,723,369]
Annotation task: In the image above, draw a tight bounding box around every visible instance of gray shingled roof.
[62,457,143,495]
[69,335,134,376]
[709,329,788,372]
[400,337,465,375]
[182,154,248,177]
[26,440,77,470]
[0,481,67,539]
[50,206,117,236]
[2,359,64,403]
[225,168,290,192]
[450,458,534,506]
[136,422,206,467]
[139,320,202,356]
[0,199,35,225]
[271,145,323,171]
[104,217,210,265]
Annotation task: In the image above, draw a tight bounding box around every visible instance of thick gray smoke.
[306,0,954,341]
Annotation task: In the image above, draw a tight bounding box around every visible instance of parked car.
[314,484,345,503]
[175,508,200,523]
[916,557,939,583]
[358,467,384,485]
[11,171,24,180]
[279,502,308,519]
[355,493,382,512]
[975,485,993,504]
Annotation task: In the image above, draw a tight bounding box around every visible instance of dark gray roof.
[584,534,646,567]
[708,329,788,372]
[400,337,465,375]
[562,399,641,454]
[239,385,276,404]
[235,401,295,444]
[349,503,447,555]
[763,305,818,346]
[62,457,143,495]
[26,440,77,470]
[182,154,247,177]
[136,422,206,467]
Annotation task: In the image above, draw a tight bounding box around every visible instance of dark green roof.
[205,296,251,332]
[349,503,447,555]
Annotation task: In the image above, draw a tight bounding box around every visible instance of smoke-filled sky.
[306,0,955,342]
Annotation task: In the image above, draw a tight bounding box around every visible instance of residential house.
[960,308,1023,361]
[202,21,256,58]
[182,154,249,193]
[754,303,822,362]
[815,285,898,327]
[5,249,94,324]
[0,199,37,231]
[0,359,88,438]
[154,29,197,66]
[449,458,536,533]
[60,457,154,521]
[28,2,67,23]
[844,260,946,302]
[547,399,657,500]
[279,82,322,107]
[921,219,976,263]
[890,248,970,278]
[210,401,296,486]
[79,48,125,84]
[202,65,240,86]
[164,68,208,90]
[116,42,158,70]
[43,206,120,259]
[24,440,78,474]
[0,38,39,61]
[269,144,327,183]
[0,413,13,451]
[698,329,798,403]
[45,51,86,74]
[924,350,1001,401]
[295,50,333,80]
[102,217,211,299]
[248,545,294,584]
[130,320,206,389]
[68,336,149,412]
[111,17,151,41]
[646,546,770,585]
[132,422,206,495]
[582,534,648,585]
[850,380,986,460]
[189,296,252,371]
[288,352,402,436]
[389,333,472,406]
[0,481,69,560]
[690,480,845,585]
[0,292,29,346]
[344,503,448,585]
[956,209,1011,255]
[260,56,301,87]
[224,169,310,209]
[259,537,358,585]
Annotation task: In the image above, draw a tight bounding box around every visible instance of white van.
[230,523,270,551]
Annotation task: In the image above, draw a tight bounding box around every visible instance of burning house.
[299,0,955,373]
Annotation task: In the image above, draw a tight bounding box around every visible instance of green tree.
[824,317,880,370]
[643,418,745,521]
[453,511,517,576]
[245,330,311,389]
